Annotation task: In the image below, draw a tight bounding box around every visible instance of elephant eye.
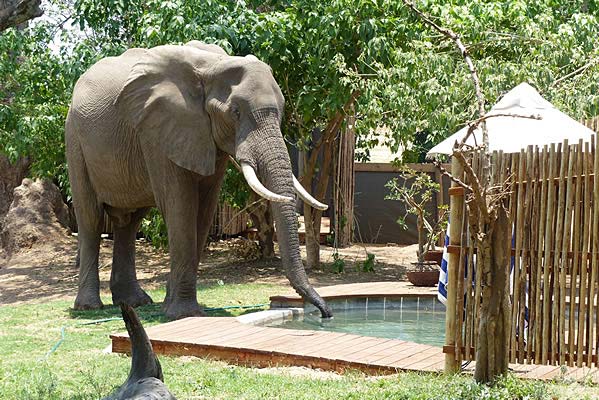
[230,105,241,120]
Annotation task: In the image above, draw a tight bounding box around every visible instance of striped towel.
[437,220,529,333]
[437,222,451,304]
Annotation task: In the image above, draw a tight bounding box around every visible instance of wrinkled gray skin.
[104,304,175,400]
[65,41,332,320]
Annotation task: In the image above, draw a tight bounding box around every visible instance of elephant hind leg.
[108,206,153,307]
[68,137,104,310]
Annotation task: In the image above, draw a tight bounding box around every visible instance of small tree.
[385,166,447,263]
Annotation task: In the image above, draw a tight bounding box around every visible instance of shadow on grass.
[66,302,265,323]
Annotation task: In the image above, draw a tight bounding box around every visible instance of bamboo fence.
[102,202,249,237]
[445,135,599,367]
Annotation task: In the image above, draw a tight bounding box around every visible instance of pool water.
[268,298,446,347]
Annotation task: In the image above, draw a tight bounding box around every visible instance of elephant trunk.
[236,109,332,318]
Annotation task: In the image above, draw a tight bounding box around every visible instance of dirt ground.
[0,234,419,306]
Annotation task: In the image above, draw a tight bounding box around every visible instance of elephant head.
[115,42,332,318]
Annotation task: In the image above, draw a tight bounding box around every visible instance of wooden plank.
[353,162,447,173]
[110,315,599,382]
[357,341,416,363]
[376,344,436,366]
[271,332,360,355]
[343,339,405,360]
[334,338,399,361]
[448,187,465,196]
[400,348,445,369]
[306,336,385,358]
[291,332,366,356]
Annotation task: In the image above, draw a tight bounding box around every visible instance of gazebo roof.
[427,83,595,157]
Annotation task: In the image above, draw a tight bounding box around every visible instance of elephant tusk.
[240,162,295,203]
[292,176,328,210]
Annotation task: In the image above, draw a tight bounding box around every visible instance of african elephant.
[65,41,332,320]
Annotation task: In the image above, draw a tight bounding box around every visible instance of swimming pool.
[266,297,446,347]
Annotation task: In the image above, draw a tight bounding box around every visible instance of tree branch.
[0,0,43,32]
[433,160,472,192]
[402,1,485,131]
[551,57,599,88]
[302,90,360,183]
[457,112,542,150]
[453,151,489,220]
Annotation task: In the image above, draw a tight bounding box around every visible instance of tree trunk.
[417,213,425,263]
[333,107,355,248]
[0,154,30,220]
[304,136,335,269]
[301,91,360,270]
[474,205,512,382]
[0,0,42,32]
[247,192,274,259]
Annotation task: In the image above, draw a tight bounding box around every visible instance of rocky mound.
[0,178,70,257]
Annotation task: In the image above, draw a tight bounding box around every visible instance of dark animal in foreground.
[104,304,176,400]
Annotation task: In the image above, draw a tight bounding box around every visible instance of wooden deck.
[270,282,438,308]
[110,316,599,381]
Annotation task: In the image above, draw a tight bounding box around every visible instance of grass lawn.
[0,282,597,399]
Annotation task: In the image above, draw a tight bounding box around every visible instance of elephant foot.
[164,299,205,320]
[74,293,104,310]
[112,287,153,308]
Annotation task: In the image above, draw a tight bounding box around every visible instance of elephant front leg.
[163,245,204,320]
[110,207,153,307]
[159,183,204,320]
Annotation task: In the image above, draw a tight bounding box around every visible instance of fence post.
[445,155,465,373]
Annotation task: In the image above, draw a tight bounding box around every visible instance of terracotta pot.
[407,261,439,287]
[423,249,444,266]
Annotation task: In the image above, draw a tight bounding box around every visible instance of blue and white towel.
[437,222,451,304]
[437,220,529,333]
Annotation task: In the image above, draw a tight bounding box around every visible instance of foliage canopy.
[1,0,599,228]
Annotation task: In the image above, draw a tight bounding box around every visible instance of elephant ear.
[115,46,216,176]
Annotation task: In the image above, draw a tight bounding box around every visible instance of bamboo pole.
[588,136,599,366]
[464,228,475,361]
[463,150,479,363]
[445,156,465,373]
[455,202,467,365]
[591,135,599,366]
[542,144,557,364]
[527,145,539,364]
[550,141,568,365]
[534,146,548,364]
[578,141,592,366]
[521,146,533,363]
[511,150,525,363]
[472,150,483,352]
[559,144,575,365]
[569,141,583,366]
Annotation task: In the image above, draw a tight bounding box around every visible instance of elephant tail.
[120,303,164,384]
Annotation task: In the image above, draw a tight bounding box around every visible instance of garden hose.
[40,303,269,360]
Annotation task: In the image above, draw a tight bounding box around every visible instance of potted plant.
[385,166,448,286]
